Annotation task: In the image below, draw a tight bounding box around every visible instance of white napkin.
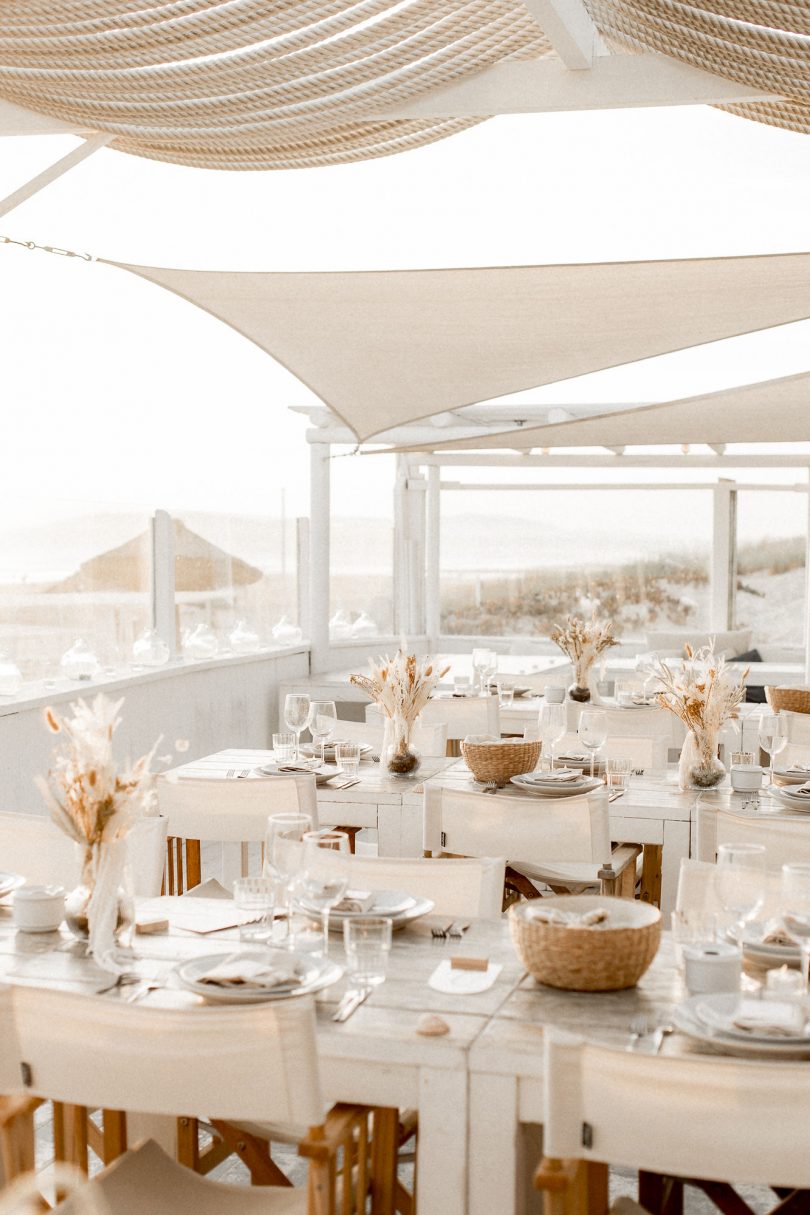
[522,768,579,783]
[196,956,299,989]
[732,999,807,1037]
[528,906,609,927]
[333,890,375,913]
[788,763,810,774]
[786,782,810,798]
[556,753,590,764]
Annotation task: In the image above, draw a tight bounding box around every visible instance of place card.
[450,956,488,971]
[428,959,502,994]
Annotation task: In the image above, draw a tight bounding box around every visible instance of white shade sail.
[386,369,810,453]
[109,252,810,442]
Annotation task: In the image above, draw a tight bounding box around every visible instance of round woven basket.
[461,738,541,786]
[510,895,661,992]
[765,686,810,715]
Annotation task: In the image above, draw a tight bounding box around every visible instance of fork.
[431,921,454,940]
[95,972,140,996]
[236,768,252,779]
[481,782,499,795]
[626,1014,649,1051]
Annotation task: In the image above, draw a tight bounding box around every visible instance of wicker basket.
[510,895,661,992]
[461,738,541,786]
[765,686,810,715]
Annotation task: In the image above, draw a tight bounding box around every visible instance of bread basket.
[510,895,661,991]
[461,736,541,786]
[765,686,810,715]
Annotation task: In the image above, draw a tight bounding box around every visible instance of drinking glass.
[497,681,515,709]
[606,757,632,794]
[308,700,337,765]
[578,708,608,778]
[335,742,361,776]
[234,876,277,943]
[758,712,788,786]
[539,703,566,770]
[272,732,296,763]
[284,693,311,761]
[296,831,350,955]
[471,649,488,695]
[265,812,313,945]
[343,917,393,989]
[715,842,766,950]
[781,862,810,993]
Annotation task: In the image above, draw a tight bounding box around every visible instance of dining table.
[2,894,803,1215]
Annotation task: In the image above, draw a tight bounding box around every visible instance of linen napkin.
[556,752,590,764]
[521,769,579,784]
[528,906,609,927]
[787,763,810,774]
[196,955,300,989]
[333,890,375,914]
[785,782,810,799]
[731,999,807,1037]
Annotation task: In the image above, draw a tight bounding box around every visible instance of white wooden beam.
[418,453,810,468]
[370,52,778,119]
[151,509,176,656]
[309,443,331,671]
[522,0,601,68]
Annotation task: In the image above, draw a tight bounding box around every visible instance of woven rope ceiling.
[0,2,807,171]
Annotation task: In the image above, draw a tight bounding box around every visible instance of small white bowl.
[12,885,65,933]
[730,763,763,793]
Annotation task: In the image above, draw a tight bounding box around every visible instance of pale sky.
[1,102,809,532]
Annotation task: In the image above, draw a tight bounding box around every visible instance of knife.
[332,987,371,1022]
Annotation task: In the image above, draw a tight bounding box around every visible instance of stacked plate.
[175,948,342,1004]
[298,890,435,931]
[674,993,810,1057]
[509,771,602,799]
[773,765,810,786]
[0,872,25,900]
[258,762,343,786]
[770,784,810,813]
[301,741,374,762]
[730,922,800,968]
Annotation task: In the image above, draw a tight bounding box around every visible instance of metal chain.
[0,234,94,261]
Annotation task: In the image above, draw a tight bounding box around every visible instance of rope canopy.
[0,0,548,169]
[383,370,810,453]
[107,252,810,442]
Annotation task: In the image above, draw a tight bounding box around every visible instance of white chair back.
[543,1028,810,1188]
[126,816,169,897]
[302,850,505,920]
[156,773,318,842]
[676,856,781,920]
[423,784,612,868]
[334,716,448,756]
[696,802,810,873]
[0,812,80,887]
[11,986,323,1128]
[559,707,670,771]
[367,698,499,742]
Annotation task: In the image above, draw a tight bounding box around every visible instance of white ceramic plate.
[175,950,343,1003]
[510,774,602,799]
[729,922,800,963]
[0,872,25,900]
[773,768,810,786]
[770,786,810,813]
[300,893,435,931]
[693,994,810,1044]
[259,763,344,786]
[674,994,810,1056]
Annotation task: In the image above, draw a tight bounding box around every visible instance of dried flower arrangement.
[550,614,619,698]
[36,694,158,848]
[349,650,450,727]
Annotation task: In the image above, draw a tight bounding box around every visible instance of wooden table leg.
[640,845,663,907]
[371,1108,398,1215]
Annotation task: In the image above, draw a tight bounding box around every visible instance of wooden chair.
[423,783,639,905]
[534,1028,810,1215]
[156,772,318,893]
[8,984,395,1215]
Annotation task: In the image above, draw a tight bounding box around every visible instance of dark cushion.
[729,648,763,664]
[744,685,767,703]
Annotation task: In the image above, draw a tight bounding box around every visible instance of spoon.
[652,1023,675,1054]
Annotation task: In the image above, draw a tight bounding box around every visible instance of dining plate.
[673,994,810,1057]
[175,949,343,1003]
[510,774,602,799]
[692,993,810,1045]
[773,767,810,786]
[770,786,810,813]
[300,892,435,931]
[729,922,800,964]
[0,872,25,900]
[258,763,344,786]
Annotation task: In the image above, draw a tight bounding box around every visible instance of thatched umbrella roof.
[50,519,263,593]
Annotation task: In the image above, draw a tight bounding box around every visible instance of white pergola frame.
[306,414,810,680]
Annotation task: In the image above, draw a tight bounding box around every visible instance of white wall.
[0,648,309,815]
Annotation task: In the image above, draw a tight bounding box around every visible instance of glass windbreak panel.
[439,487,712,641]
[734,489,806,649]
[0,500,152,685]
[176,511,299,654]
[329,452,394,637]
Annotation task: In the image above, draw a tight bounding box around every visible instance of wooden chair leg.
[504,866,542,903]
[640,845,663,907]
[370,1108,399,1215]
[186,840,202,889]
[333,826,361,855]
[0,1095,39,1183]
[639,1170,684,1215]
[176,1116,200,1171]
[208,1120,294,1186]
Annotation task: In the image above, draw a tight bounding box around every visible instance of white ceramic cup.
[12,885,65,933]
[682,941,741,995]
[730,764,764,792]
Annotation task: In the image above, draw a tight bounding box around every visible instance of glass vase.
[568,658,592,703]
[682,728,726,789]
[65,846,133,944]
[383,715,421,778]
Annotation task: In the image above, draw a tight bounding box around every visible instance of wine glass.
[481,650,498,693]
[715,843,766,954]
[296,830,350,955]
[758,712,788,786]
[284,693,311,762]
[781,862,810,993]
[471,648,488,695]
[539,703,566,770]
[308,700,337,765]
[265,812,313,946]
[578,708,607,778]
